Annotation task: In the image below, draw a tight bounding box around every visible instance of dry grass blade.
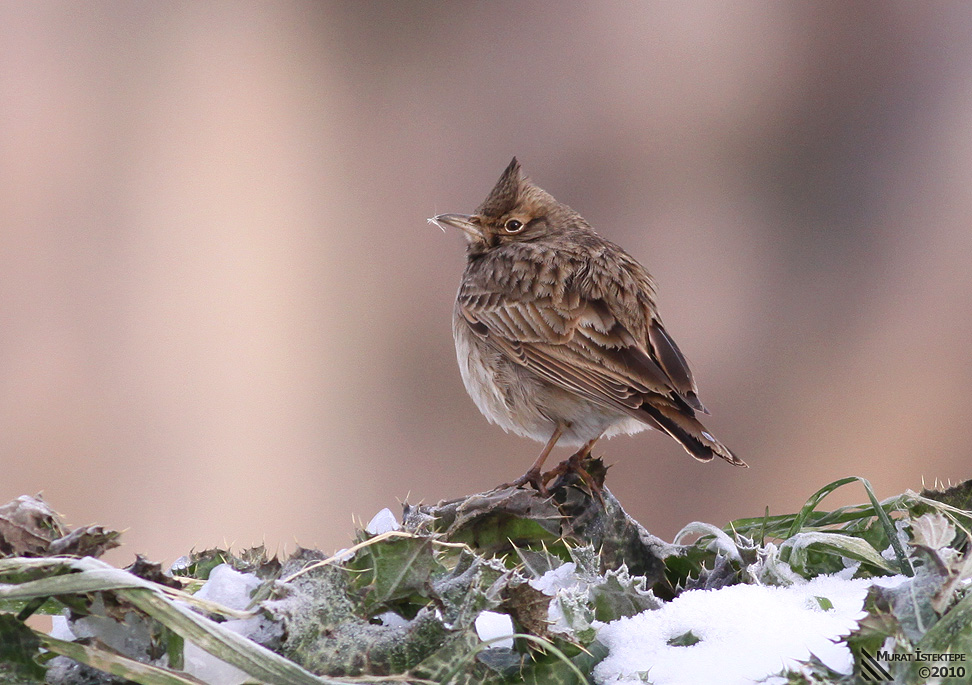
[38,633,207,685]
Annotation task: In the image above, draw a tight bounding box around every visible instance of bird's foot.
[495,468,549,495]
[545,452,606,501]
[496,453,607,498]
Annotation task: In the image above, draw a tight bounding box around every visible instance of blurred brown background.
[2,2,971,567]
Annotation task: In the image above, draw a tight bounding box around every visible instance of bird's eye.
[504,219,524,233]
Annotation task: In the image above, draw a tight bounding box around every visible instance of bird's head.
[431,158,581,256]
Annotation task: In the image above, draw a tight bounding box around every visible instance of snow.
[594,574,909,685]
[375,610,410,628]
[528,562,592,635]
[192,564,261,609]
[332,547,355,562]
[475,610,515,648]
[366,507,401,535]
[49,615,75,641]
[528,562,578,595]
[169,555,191,574]
[182,564,264,685]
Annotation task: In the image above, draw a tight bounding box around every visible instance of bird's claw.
[496,468,549,495]
[545,453,605,503]
[497,453,605,501]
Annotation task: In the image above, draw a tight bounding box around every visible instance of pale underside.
[454,311,649,448]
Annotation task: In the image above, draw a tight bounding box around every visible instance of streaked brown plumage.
[433,158,745,491]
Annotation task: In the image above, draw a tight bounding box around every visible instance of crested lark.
[433,158,745,492]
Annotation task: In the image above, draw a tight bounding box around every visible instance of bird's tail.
[641,403,747,467]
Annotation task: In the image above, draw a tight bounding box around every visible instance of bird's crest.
[476,157,523,218]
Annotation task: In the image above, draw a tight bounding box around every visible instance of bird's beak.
[429,213,482,240]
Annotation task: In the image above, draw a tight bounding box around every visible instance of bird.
[431,157,745,493]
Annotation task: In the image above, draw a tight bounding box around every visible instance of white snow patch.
[594,574,908,685]
[376,611,410,629]
[182,564,264,685]
[49,615,75,641]
[528,562,591,635]
[366,507,401,535]
[332,547,355,562]
[169,555,191,574]
[475,611,515,648]
[529,562,579,595]
[192,564,261,610]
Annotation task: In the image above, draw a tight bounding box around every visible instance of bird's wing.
[456,288,695,415]
[457,285,746,467]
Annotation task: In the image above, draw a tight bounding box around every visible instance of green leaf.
[855,516,892,558]
[844,586,906,665]
[518,637,608,684]
[813,596,834,611]
[794,477,913,576]
[776,654,856,684]
[729,477,915,578]
[348,535,444,611]
[566,545,600,578]
[856,478,914,577]
[921,478,972,512]
[451,515,565,559]
[410,629,502,684]
[0,614,45,682]
[588,567,661,622]
[909,590,972,682]
[675,522,743,563]
[667,630,701,647]
[780,531,896,577]
[867,566,944,644]
[515,545,564,579]
[786,477,865,539]
[169,548,235,580]
[430,551,506,629]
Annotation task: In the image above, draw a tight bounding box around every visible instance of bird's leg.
[499,423,566,493]
[543,437,602,494]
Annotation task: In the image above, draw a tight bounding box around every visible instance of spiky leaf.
[0,614,46,682]
[348,535,444,612]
